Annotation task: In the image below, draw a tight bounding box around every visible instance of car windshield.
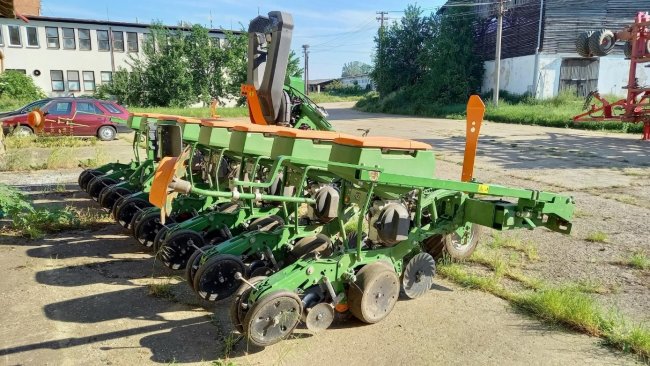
[20,99,49,113]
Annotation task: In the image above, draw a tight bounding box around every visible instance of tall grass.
[129,106,249,118]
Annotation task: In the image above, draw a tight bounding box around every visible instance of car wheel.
[97,126,116,141]
[12,125,33,137]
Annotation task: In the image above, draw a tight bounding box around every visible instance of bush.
[0,70,46,102]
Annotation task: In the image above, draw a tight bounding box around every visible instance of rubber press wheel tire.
[115,197,152,229]
[185,244,215,290]
[286,234,333,263]
[230,275,268,334]
[347,262,400,324]
[243,290,303,347]
[79,169,104,191]
[247,215,285,232]
[97,125,117,141]
[194,254,247,301]
[87,176,118,201]
[153,223,178,253]
[589,29,616,56]
[159,229,205,270]
[624,41,632,58]
[99,186,132,210]
[134,210,168,248]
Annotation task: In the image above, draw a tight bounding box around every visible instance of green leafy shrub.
[0,70,46,102]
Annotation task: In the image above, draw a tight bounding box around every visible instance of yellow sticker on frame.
[478,184,489,194]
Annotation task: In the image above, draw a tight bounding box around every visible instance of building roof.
[22,15,243,35]
[308,78,336,85]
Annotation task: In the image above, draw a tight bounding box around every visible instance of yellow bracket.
[241,84,267,125]
[461,95,486,182]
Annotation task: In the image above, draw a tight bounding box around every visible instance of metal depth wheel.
[134,210,167,248]
[78,169,104,191]
[115,197,152,229]
[443,224,481,260]
[243,290,303,347]
[153,223,177,253]
[304,302,335,333]
[99,186,132,210]
[159,229,204,270]
[185,244,215,290]
[194,254,246,301]
[87,176,118,201]
[401,252,436,299]
[229,275,268,333]
[348,262,400,324]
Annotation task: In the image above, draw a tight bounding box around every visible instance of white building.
[340,74,374,90]
[0,16,230,96]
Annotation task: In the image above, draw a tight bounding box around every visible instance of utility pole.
[376,11,388,28]
[493,0,505,107]
[376,11,388,95]
[302,44,310,95]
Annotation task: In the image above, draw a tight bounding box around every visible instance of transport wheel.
[304,302,335,333]
[243,290,303,347]
[348,262,400,324]
[588,29,616,56]
[443,224,481,260]
[99,186,132,210]
[159,229,204,270]
[575,31,594,57]
[185,244,215,290]
[79,169,104,191]
[287,234,333,263]
[401,252,436,299]
[134,210,168,248]
[230,276,268,333]
[153,223,177,253]
[247,215,284,232]
[194,254,247,301]
[115,197,152,229]
[87,176,118,201]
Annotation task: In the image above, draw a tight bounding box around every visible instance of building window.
[112,31,124,51]
[126,32,138,52]
[26,27,38,47]
[46,27,59,48]
[97,30,110,51]
[8,25,21,46]
[82,71,96,91]
[0,27,4,46]
[79,29,91,50]
[100,71,113,83]
[51,70,64,91]
[6,69,27,74]
[67,71,80,91]
[62,28,75,49]
[77,102,103,114]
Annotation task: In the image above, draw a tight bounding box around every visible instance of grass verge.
[308,92,367,103]
[4,135,97,149]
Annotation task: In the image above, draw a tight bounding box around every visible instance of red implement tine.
[461,95,486,182]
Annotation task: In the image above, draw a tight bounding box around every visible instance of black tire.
[194,254,246,301]
[111,195,127,221]
[348,263,400,324]
[153,223,177,253]
[79,169,104,191]
[159,229,204,270]
[575,31,594,57]
[287,234,332,263]
[246,215,285,232]
[129,209,147,237]
[230,276,268,333]
[624,41,632,58]
[134,210,168,248]
[99,186,132,210]
[185,244,215,290]
[97,125,116,141]
[87,176,118,201]
[589,29,616,57]
[442,224,481,260]
[115,197,152,229]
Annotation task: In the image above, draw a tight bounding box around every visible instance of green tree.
[0,70,46,101]
[341,61,372,77]
[287,50,304,78]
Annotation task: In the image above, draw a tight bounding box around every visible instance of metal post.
[493,0,504,107]
[532,0,544,99]
[302,44,310,95]
[376,11,388,95]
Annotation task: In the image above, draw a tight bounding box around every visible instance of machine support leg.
[644,121,650,141]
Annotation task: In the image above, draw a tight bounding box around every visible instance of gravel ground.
[0,103,646,365]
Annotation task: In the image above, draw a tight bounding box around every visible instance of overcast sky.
[41,0,446,79]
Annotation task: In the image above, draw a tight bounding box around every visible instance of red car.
[1,98,130,141]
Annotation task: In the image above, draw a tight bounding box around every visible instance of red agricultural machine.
[574,12,650,140]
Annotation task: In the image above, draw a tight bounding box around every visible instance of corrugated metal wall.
[471,0,650,59]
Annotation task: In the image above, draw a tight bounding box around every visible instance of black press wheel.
[87,176,119,201]
[153,223,177,253]
[243,290,303,347]
[79,169,104,191]
[134,210,169,248]
[230,276,268,333]
[348,262,400,324]
[185,244,215,290]
[115,197,152,229]
[99,186,133,210]
[193,254,246,301]
[159,229,204,270]
[246,215,285,232]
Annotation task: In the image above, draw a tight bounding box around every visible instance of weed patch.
[148,281,175,300]
[586,231,608,243]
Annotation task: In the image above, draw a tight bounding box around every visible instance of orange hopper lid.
[334,136,432,150]
[275,129,350,141]
[232,124,294,133]
[200,120,248,128]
